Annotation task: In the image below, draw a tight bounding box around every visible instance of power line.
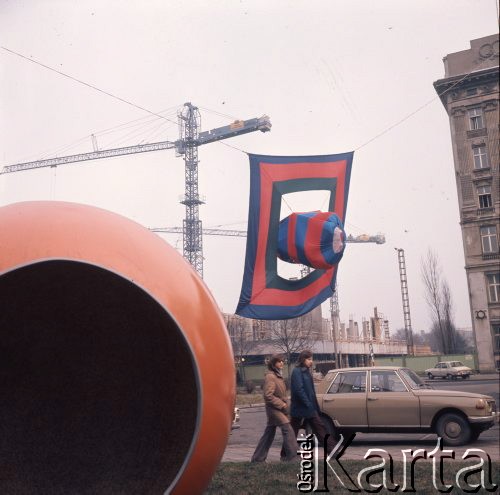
[103,116,170,149]
[198,105,241,121]
[217,140,248,154]
[1,46,178,125]
[1,47,250,156]
[355,58,495,152]
[206,220,247,228]
[4,44,491,167]
[354,97,437,151]
[93,105,179,137]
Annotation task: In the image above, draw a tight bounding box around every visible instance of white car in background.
[425,361,472,380]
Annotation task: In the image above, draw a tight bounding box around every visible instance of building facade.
[434,34,499,371]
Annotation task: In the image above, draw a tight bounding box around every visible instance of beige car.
[425,361,472,380]
[316,366,498,446]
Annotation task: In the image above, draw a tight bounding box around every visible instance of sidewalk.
[424,373,499,381]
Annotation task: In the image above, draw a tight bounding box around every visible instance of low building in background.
[223,306,407,375]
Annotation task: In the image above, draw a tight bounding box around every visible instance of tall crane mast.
[299,263,338,367]
[1,103,271,277]
[178,103,203,275]
[394,247,414,355]
[330,284,341,368]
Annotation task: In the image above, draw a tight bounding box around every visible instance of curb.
[238,402,265,410]
[423,374,499,382]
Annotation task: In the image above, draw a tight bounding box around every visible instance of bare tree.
[421,249,447,352]
[227,315,254,383]
[270,313,315,376]
[441,279,457,353]
[420,249,458,354]
[396,326,469,353]
[392,328,425,346]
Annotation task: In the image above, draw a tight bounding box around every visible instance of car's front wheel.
[435,412,471,446]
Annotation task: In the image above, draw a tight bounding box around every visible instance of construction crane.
[346,233,385,245]
[394,248,414,355]
[1,102,271,278]
[330,284,342,368]
[151,226,386,245]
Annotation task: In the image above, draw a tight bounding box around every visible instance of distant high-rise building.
[434,34,499,371]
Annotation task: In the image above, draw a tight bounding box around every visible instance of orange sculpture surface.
[0,201,235,494]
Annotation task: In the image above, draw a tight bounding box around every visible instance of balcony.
[477,206,495,216]
[482,253,500,261]
[472,167,491,176]
[467,127,487,139]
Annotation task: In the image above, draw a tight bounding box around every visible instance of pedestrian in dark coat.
[251,355,298,462]
[290,350,337,453]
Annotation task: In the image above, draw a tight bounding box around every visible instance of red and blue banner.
[236,152,353,320]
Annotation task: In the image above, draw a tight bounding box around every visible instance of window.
[370,370,407,393]
[493,324,500,352]
[481,226,498,254]
[487,273,500,303]
[468,108,484,130]
[478,185,492,208]
[473,145,489,169]
[399,368,423,389]
[328,371,366,394]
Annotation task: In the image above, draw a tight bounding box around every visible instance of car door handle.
[324,397,335,402]
[367,397,378,401]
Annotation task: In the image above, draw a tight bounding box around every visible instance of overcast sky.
[0,0,497,333]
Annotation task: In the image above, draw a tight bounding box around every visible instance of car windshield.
[450,361,464,367]
[399,368,425,389]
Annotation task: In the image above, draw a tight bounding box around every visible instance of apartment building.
[434,34,499,371]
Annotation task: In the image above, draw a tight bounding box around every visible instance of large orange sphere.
[0,201,235,494]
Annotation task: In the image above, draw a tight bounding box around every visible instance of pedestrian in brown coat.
[251,354,298,462]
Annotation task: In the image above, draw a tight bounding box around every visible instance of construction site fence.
[237,353,479,385]
[374,353,478,373]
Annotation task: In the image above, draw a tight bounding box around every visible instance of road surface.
[224,378,499,462]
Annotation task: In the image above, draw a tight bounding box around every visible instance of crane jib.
[1,140,176,174]
[1,114,271,174]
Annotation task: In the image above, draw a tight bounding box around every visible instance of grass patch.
[205,460,499,494]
